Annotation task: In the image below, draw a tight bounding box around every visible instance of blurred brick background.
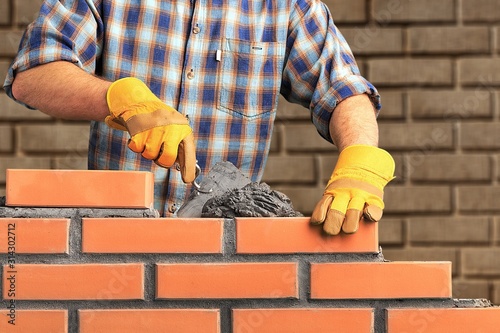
[1,0,500,303]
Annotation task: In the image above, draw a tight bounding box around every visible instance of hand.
[105,77,196,183]
[310,145,395,235]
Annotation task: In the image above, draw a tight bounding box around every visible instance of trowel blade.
[176,161,252,217]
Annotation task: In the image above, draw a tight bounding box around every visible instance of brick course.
[1,0,500,306]
[0,169,499,332]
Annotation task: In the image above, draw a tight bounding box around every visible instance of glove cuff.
[331,145,395,189]
[106,77,165,119]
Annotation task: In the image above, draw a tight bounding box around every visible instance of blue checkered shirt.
[4,0,380,216]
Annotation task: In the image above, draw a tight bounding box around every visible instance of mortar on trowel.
[177,161,302,218]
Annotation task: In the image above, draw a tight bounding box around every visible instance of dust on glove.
[310,145,395,235]
[105,77,196,183]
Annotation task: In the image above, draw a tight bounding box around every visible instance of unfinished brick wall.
[1,0,500,303]
[1,169,500,333]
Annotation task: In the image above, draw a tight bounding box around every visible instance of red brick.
[233,308,374,333]
[82,218,223,253]
[0,310,67,333]
[2,264,144,300]
[6,169,154,208]
[236,217,379,253]
[311,262,451,299]
[79,309,220,333]
[387,308,500,333]
[156,263,297,299]
[0,218,69,253]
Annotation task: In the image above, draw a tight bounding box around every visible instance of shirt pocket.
[218,38,285,119]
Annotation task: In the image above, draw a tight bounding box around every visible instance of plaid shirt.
[4,0,380,216]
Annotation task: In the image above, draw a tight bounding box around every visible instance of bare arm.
[329,93,379,151]
[11,61,111,121]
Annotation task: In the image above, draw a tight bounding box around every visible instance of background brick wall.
[0,0,499,303]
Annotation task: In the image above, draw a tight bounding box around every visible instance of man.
[3,0,394,235]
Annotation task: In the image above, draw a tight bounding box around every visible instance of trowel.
[176,161,252,217]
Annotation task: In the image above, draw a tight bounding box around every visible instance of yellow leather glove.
[105,77,196,183]
[310,145,395,235]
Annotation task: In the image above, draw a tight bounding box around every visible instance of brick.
[382,248,458,275]
[0,157,51,183]
[276,96,309,121]
[463,0,500,22]
[460,58,500,85]
[82,218,223,253]
[0,30,24,56]
[379,123,453,150]
[372,0,455,23]
[384,186,451,214]
[0,125,13,152]
[379,218,404,245]
[2,264,144,300]
[408,217,490,244]
[0,94,52,120]
[0,218,69,253]
[235,217,379,254]
[494,217,500,243]
[409,154,491,182]
[369,59,453,86]
[0,61,9,77]
[387,308,500,333]
[156,263,297,299]
[14,0,44,25]
[311,262,452,299]
[378,90,404,119]
[53,156,88,170]
[341,28,403,55]
[262,155,315,183]
[409,26,490,54]
[79,309,219,333]
[19,123,90,153]
[494,281,500,304]
[6,169,154,208]
[233,308,374,333]
[0,310,67,333]
[453,280,490,300]
[409,90,492,119]
[284,124,333,151]
[0,2,10,25]
[461,122,500,149]
[324,0,367,23]
[272,185,322,215]
[462,248,500,276]
[458,186,500,212]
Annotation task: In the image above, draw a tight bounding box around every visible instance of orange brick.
[79,309,220,333]
[0,218,69,254]
[311,262,451,299]
[2,264,144,300]
[156,263,297,299]
[6,169,154,208]
[236,217,378,253]
[82,218,223,253]
[387,308,500,333]
[233,308,374,333]
[0,310,67,333]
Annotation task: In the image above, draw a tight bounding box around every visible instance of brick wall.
[1,0,500,303]
[1,169,500,332]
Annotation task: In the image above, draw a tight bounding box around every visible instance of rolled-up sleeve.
[3,0,103,102]
[281,0,380,143]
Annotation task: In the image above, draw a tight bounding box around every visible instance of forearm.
[11,61,111,121]
[329,94,379,151]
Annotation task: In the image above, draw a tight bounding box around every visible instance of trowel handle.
[192,163,212,194]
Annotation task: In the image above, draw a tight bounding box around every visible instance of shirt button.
[168,204,177,213]
[187,70,195,79]
[193,26,201,34]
